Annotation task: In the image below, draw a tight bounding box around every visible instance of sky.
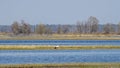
[0,0,120,25]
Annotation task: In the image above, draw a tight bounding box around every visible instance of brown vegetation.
[0,45,120,50]
[0,63,120,68]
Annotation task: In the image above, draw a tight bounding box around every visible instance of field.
[0,63,120,68]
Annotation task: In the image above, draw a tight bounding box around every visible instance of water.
[0,40,120,45]
[0,50,120,64]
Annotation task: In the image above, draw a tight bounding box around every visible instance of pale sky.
[0,0,120,25]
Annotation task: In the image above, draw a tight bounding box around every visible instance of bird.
[54,45,59,49]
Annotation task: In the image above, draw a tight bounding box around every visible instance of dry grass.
[0,45,120,50]
[0,63,120,68]
[0,34,120,40]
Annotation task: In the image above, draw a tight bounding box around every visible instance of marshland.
[1,0,120,68]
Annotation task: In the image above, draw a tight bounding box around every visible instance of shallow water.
[0,50,120,64]
[0,40,120,45]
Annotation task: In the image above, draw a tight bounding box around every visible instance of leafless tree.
[45,27,53,35]
[87,16,99,33]
[21,20,31,35]
[36,23,46,35]
[117,22,120,34]
[11,21,20,35]
[57,25,63,34]
[76,21,83,34]
[62,25,70,34]
[103,23,115,34]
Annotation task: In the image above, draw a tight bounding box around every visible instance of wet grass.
[0,45,120,50]
[0,63,120,68]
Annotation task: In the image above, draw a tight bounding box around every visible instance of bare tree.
[45,27,53,35]
[36,23,46,35]
[117,22,120,34]
[11,21,20,35]
[87,16,99,33]
[21,20,31,35]
[103,23,115,34]
[57,25,63,34]
[84,21,88,34]
[62,25,70,34]
[11,20,31,35]
[76,21,83,34]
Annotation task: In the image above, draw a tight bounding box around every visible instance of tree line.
[9,16,120,35]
